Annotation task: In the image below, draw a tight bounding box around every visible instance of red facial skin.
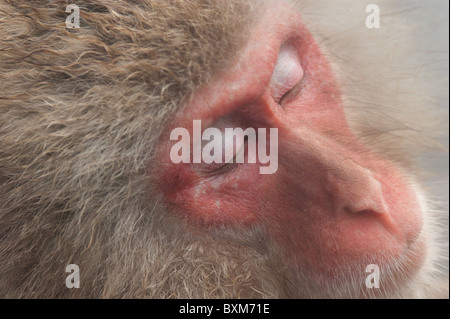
[157,4,425,292]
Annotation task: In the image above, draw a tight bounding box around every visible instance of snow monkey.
[0,0,448,298]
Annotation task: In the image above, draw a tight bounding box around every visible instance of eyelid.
[270,44,304,103]
[193,128,247,177]
[196,118,248,170]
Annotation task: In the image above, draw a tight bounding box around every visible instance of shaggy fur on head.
[0,0,448,298]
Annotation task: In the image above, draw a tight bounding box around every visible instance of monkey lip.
[316,200,426,279]
[354,188,425,279]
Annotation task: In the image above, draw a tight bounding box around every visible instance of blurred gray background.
[412,0,449,251]
[406,0,449,207]
[384,0,449,273]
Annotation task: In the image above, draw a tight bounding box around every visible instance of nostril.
[334,166,389,217]
[343,187,389,216]
[344,205,379,215]
[354,209,385,215]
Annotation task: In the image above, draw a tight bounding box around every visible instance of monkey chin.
[277,216,427,299]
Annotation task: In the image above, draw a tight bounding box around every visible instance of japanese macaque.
[0,0,448,299]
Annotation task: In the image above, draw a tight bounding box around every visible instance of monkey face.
[157,3,426,296]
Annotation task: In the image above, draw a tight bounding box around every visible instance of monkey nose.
[321,160,406,241]
[339,169,389,216]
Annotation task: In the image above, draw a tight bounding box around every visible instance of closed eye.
[270,44,304,104]
[194,118,253,176]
